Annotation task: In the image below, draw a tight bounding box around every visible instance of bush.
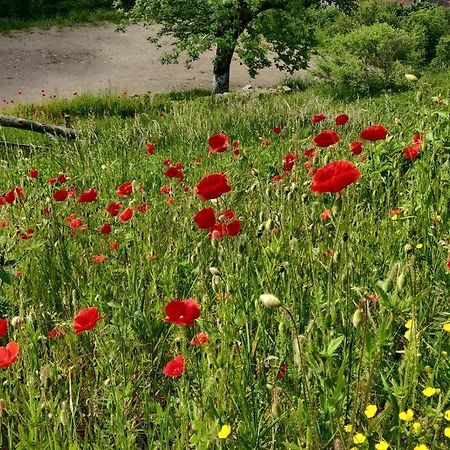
[431,34,450,68]
[401,6,450,63]
[313,23,424,99]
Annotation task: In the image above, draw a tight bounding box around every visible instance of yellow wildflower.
[435,214,442,222]
[445,427,450,438]
[404,329,411,341]
[391,214,398,221]
[399,409,414,422]
[444,410,450,421]
[375,442,389,450]
[218,424,231,439]
[416,243,423,249]
[405,320,413,329]
[353,433,366,444]
[414,445,429,450]
[412,422,422,434]
[423,387,437,397]
[344,424,353,433]
[364,404,378,418]
[443,323,450,332]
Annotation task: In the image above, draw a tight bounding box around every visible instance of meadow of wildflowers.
[0,73,449,448]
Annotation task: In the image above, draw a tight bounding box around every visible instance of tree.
[124,0,322,94]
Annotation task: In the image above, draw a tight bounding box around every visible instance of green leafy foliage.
[314,23,425,98]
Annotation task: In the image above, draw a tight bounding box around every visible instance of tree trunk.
[213,44,236,94]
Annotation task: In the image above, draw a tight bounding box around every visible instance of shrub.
[313,23,424,99]
[401,6,450,63]
[431,34,450,68]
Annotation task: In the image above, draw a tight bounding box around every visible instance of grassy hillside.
[0,72,449,449]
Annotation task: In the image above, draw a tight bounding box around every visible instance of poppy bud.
[264,219,273,231]
[352,309,363,328]
[289,238,298,251]
[260,294,282,309]
[209,267,221,276]
[212,275,222,286]
[0,399,5,417]
[293,335,306,368]
[405,73,418,82]
[404,244,413,253]
[10,316,24,328]
[271,386,282,418]
[396,271,406,291]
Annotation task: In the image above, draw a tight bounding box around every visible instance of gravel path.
[0,23,291,104]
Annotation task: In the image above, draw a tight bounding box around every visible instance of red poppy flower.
[221,209,234,220]
[412,133,423,145]
[164,166,184,179]
[28,169,39,178]
[100,223,112,234]
[232,148,240,155]
[273,125,282,135]
[232,139,240,148]
[109,240,119,251]
[167,197,175,205]
[360,125,388,141]
[209,222,226,239]
[3,190,15,204]
[0,342,20,368]
[194,207,216,229]
[146,142,155,155]
[191,332,209,346]
[116,181,132,197]
[19,228,33,240]
[403,144,420,161]
[107,202,121,216]
[136,203,149,213]
[311,160,361,193]
[262,139,270,146]
[313,130,340,148]
[283,153,298,172]
[77,189,97,204]
[73,307,103,334]
[119,207,133,222]
[335,114,349,126]
[320,209,332,221]
[164,299,201,326]
[304,148,316,158]
[447,258,450,271]
[91,254,107,263]
[196,173,231,201]
[57,174,68,183]
[163,159,172,166]
[48,327,66,340]
[272,173,288,183]
[208,133,229,153]
[69,217,84,229]
[160,186,172,195]
[349,141,363,155]
[0,319,7,338]
[14,187,25,202]
[226,219,241,236]
[53,189,68,202]
[312,113,326,124]
[163,355,185,377]
[277,363,287,380]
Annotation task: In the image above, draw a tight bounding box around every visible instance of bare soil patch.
[0,24,292,104]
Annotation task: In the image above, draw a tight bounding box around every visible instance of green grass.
[0,71,449,449]
[0,8,121,34]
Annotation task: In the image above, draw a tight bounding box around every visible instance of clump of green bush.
[313,0,450,99]
[313,23,424,99]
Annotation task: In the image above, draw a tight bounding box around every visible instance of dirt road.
[0,24,290,104]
